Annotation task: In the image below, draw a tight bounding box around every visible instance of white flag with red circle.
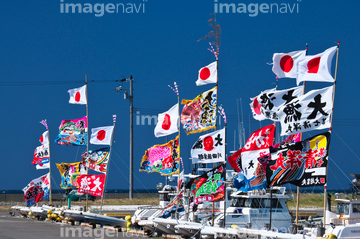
[190,128,225,164]
[272,50,306,79]
[196,61,217,86]
[154,104,179,138]
[297,46,337,85]
[68,85,87,104]
[90,126,114,145]
[39,131,49,145]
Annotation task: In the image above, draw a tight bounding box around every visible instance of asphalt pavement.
[0,212,143,239]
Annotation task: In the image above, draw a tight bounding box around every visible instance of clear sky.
[1,0,359,192]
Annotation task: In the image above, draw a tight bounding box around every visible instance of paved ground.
[0,212,144,239]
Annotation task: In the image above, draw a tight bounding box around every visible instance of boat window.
[159,193,171,201]
[250,199,261,208]
[337,203,350,215]
[262,199,283,208]
[231,198,246,207]
[353,204,360,213]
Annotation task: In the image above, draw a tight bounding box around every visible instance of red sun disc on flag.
[162,114,171,130]
[75,92,81,102]
[307,57,321,73]
[280,55,294,73]
[40,135,44,143]
[203,136,214,151]
[253,97,262,115]
[200,67,211,80]
[97,130,106,141]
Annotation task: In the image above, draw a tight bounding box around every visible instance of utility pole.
[116,76,134,199]
[129,76,134,199]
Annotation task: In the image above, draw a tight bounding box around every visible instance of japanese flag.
[36,163,50,170]
[68,85,87,104]
[272,50,306,78]
[297,46,337,85]
[196,61,217,86]
[90,126,114,145]
[154,104,179,137]
[39,131,49,145]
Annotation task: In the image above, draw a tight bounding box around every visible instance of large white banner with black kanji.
[191,128,225,164]
[278,86,334,136]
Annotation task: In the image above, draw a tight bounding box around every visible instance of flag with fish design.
[186,164,225,208]
[233,133,301,192]
[250,86,303,121]
[140,136,179,176]
[181,87,217,134]
[56,162,87,189]
[82,147,110,173]
[159,195,185,218]
[22,173,50,207]
[191,128,225,164]
[266,132,330,187]
[278,85,334,136]
[232,125,275,192]
[54,116,87,146]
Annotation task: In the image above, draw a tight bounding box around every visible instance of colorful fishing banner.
[266,132,331,187]
[160,195,185,218]
[78,174,106,197]
[181,87,217,134]
[250,86,303,121]
[32,144,50,165]
[54,116,87,146]
[191,128,225,164]
[56,162,87,189]
[22,173,50,207]
[186,164,225,207]
[278,86,334,136]
[82,147,110,173]
[140,136,180,176]
[231,133,300,192]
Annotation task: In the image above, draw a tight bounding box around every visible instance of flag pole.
[85,74,90,212]
[223,116,227,228]
[176,84,181,219]
[323,41,340,226]
[47,122,52,205]
[100,115,117,214]
[211,58,219,226]
[295,43,308,228]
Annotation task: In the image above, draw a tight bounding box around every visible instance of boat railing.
[331,216,360,226]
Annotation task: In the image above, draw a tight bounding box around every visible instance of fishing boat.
[63,209,128,227]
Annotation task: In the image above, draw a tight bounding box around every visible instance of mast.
[323,41,340,226]
[100,115,117,214]
[48,126,52,205]
[176,83,181,219]
[85,74,90,211]
[295,43,308,228]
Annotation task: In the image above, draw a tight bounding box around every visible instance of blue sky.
[1,0,359,192]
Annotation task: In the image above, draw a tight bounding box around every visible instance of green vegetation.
[287,193,337,210]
